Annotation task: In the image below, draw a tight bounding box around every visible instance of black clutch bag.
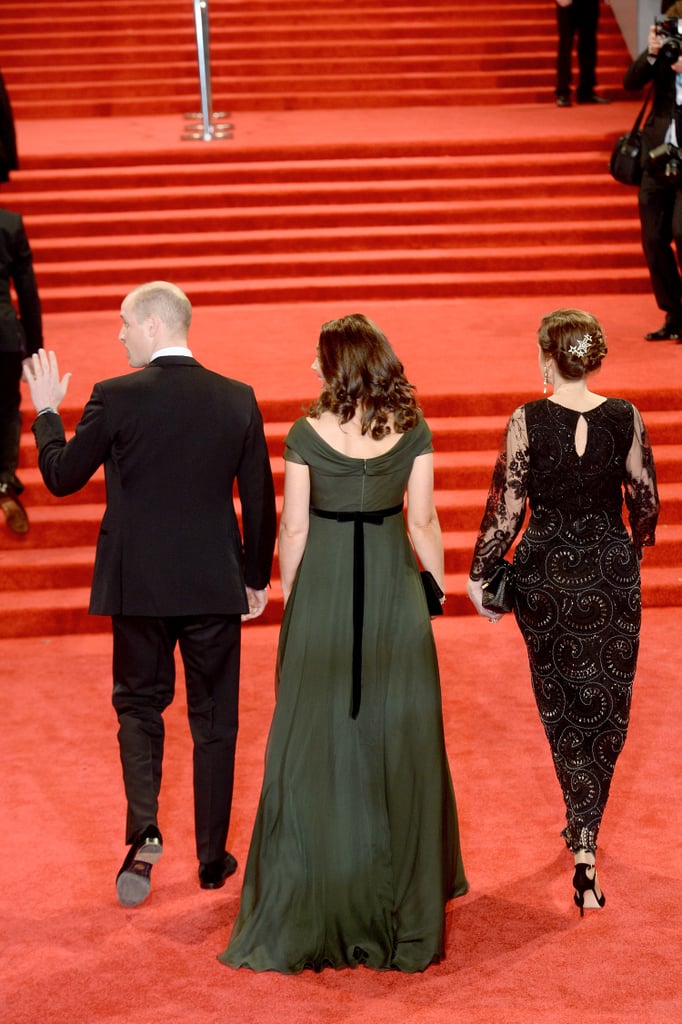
[421,570,445,616]
[481,560,515,615]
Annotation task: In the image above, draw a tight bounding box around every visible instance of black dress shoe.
[556,93,571,107]
[577,93,612,104]
[644,323,682,341]
[116,825,163,907]
[0,482,29,534]
[198,851,238,889]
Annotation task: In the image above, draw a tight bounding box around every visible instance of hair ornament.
[568,333,592,358]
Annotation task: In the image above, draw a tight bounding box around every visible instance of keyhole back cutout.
[574,414,587,457]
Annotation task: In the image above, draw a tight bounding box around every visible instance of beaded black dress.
[470,398,659,852]
[219,416,468,974]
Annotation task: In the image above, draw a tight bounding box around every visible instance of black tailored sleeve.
[623,50,656,91]
[32,385,111,496]
[235,388,277,590]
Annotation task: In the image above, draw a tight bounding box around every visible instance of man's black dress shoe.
[199,851,238,889]
[644,324,682,341]
[556,93,571,107]
[577,94,612,104]
[116,825,163,907]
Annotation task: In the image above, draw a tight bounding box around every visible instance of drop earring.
[543,364,549,395]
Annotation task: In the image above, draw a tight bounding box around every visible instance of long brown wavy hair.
[308,314,420,438]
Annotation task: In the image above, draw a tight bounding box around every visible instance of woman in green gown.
[219,314,468,974]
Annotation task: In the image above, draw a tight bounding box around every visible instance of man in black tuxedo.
[23,281,277,907]
[0,207,43,533]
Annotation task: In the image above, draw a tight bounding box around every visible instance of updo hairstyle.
[537,308,607,380]
[308,313,419,438]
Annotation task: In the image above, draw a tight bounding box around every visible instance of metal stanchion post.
[182,0,233,141]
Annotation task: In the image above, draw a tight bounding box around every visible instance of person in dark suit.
[554,0,611,107]
[23,281,277,907]
[0,207,43,534]
[0,71,19,184]
[624,2,682,340]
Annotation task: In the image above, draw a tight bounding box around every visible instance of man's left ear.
[145,316,160,340]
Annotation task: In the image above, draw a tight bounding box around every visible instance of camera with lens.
[655,16,682,64]
[647,142,682,184]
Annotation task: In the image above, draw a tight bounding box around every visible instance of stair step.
[5,154,637,190]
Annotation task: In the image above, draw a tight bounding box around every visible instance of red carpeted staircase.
[3,0,630,118]
[0,0,643,313]
[1,0,680,636]
[0,140,659,312]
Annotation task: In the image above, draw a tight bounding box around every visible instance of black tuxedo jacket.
[32,356,277,617]
[0,208,43,354]
[624,51,680,154]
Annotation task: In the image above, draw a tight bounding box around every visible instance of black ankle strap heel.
[572,862,606,917]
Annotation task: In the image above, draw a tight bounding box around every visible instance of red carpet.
[1,613,680,1024]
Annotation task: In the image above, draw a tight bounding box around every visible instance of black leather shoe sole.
[116,831,163,907]
[644,326,682,341]
[199,851,238,889]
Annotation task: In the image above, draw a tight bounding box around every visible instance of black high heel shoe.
[572,863,606,917]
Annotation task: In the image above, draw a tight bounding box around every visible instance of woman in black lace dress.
[467,309,659,915]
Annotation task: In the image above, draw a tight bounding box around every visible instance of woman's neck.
[548,372,605,411]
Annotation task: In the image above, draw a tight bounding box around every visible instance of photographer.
[624,3,682,341]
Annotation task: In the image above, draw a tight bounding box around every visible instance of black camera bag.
[609,84,654,187]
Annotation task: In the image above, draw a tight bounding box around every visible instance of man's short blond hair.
[126,281,192,339]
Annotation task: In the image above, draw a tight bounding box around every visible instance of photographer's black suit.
[624,49,682,327]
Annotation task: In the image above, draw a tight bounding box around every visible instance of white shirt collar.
[150,346,193,360]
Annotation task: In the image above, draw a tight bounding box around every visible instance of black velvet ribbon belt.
[310,502,404,719]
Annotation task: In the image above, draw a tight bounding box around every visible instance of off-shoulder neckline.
[298,416,416,462]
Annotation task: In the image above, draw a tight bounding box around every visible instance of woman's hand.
[466,577,502,624]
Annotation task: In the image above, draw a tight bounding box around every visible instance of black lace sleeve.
[470,406,529,581]
[624,405,660,559]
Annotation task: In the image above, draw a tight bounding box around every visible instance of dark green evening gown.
[219,416,467,974]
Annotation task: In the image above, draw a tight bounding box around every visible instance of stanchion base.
[182,112,233,142]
